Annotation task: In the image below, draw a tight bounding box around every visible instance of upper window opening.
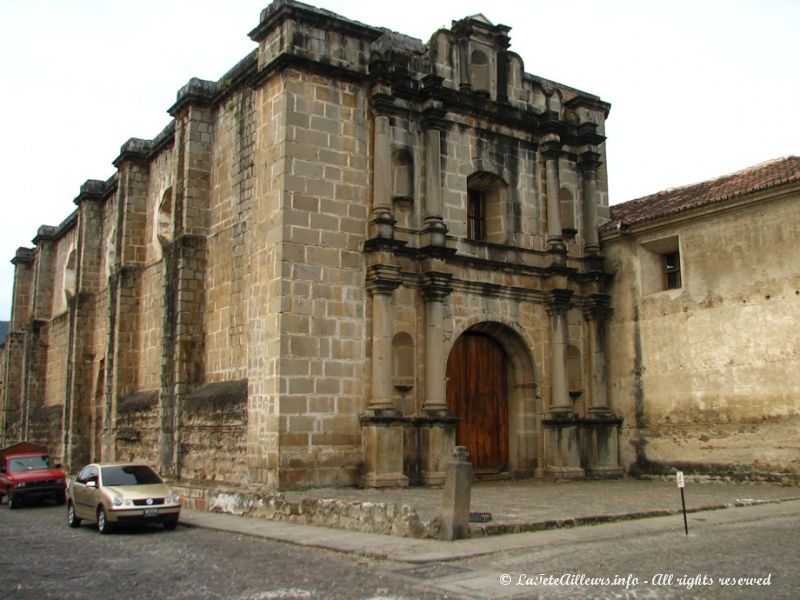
[639,235,682,295]
[467,188,486,241]
[663,251,681,290]
[466,171,509,244]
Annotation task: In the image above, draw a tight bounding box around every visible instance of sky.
[0,0,798,321]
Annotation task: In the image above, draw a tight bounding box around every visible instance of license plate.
[144,508,159,517]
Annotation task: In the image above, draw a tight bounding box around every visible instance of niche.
[392,332,415,391]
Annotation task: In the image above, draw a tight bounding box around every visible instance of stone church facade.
[0,1,620,489]
[4,1,795,490]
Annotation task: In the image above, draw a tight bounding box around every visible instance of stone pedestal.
[543,415,585,479]
[417,415,457,486]
[585,415,624,478]
[441,446,472,541]
[361,415,409,488]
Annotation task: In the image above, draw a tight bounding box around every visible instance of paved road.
[1,498,798,599]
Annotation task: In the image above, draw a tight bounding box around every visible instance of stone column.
[421,124,448,248]
[366,265,401,414]
[544,289,584,478]
[542,140,565,254]
[370,114,395,240]
[362,265,407,487]
[418,272,456,485]
[422,272,452,414]
[580,151,602,256]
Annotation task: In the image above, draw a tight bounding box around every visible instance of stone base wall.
[27,404,63,463]
[628,416,800,484]
[115,390,160,465]
[180,380,248,485]
[174,484,441,539]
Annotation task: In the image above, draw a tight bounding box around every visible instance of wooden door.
[446,333,508,471]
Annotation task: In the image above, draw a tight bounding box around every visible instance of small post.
[676,470,688,535]
[441,446,472,541]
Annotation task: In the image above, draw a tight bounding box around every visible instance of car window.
[9,456,52,471]
[101,465,162,486]
[76,465,98,484]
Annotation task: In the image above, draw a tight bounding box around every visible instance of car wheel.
[163,517,178,531]
[67,502,81,528]
[97,507,113,534]
[55,491,66,505]
[8,492,18,510]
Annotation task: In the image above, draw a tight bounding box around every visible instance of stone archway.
[445,322,540,477]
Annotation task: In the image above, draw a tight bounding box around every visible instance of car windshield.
[9,456,52,471]
[101,465,162,486]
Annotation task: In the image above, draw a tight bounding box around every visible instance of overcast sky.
[1,0,798,321]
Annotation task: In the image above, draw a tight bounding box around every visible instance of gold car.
[66,463,180,533]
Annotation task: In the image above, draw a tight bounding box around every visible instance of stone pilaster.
[546,289,573,415]
[580,151,602,256]
[160,84,214,478]
[2,249,35,444]
[584,294,611,414]
[544,289,583,478]
[582,294,623,477]
[542,140,565,255]
[63,181,105,469]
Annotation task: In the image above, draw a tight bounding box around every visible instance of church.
[1,0,797,490]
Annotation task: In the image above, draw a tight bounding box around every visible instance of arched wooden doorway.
[446,332,508,472]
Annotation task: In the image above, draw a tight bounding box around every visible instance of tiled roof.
[603,156,800,231]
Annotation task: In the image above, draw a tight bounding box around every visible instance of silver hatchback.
[67,463,180,533]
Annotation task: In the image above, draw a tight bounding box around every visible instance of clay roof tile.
[604,156,800,231]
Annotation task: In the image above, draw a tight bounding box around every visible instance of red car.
[0,442,67,509]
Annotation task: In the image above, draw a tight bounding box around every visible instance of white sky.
[1,0,798,320]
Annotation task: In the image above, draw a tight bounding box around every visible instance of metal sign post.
[676,470,688,535]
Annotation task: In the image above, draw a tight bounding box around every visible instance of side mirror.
[86,480,97,488]
[0,467,5,474]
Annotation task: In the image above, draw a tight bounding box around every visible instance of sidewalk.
[179,478,800,562]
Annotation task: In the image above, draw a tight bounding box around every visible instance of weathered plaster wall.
[605,191,800,479]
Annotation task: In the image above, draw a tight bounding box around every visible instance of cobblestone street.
[2,493,798,599]
[0,503,440,600]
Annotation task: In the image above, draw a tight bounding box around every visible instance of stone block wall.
[274,68,369,488]
[27,404,63,464]
[44,312,69,407]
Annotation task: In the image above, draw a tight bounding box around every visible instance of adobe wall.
[604,189,800,480]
